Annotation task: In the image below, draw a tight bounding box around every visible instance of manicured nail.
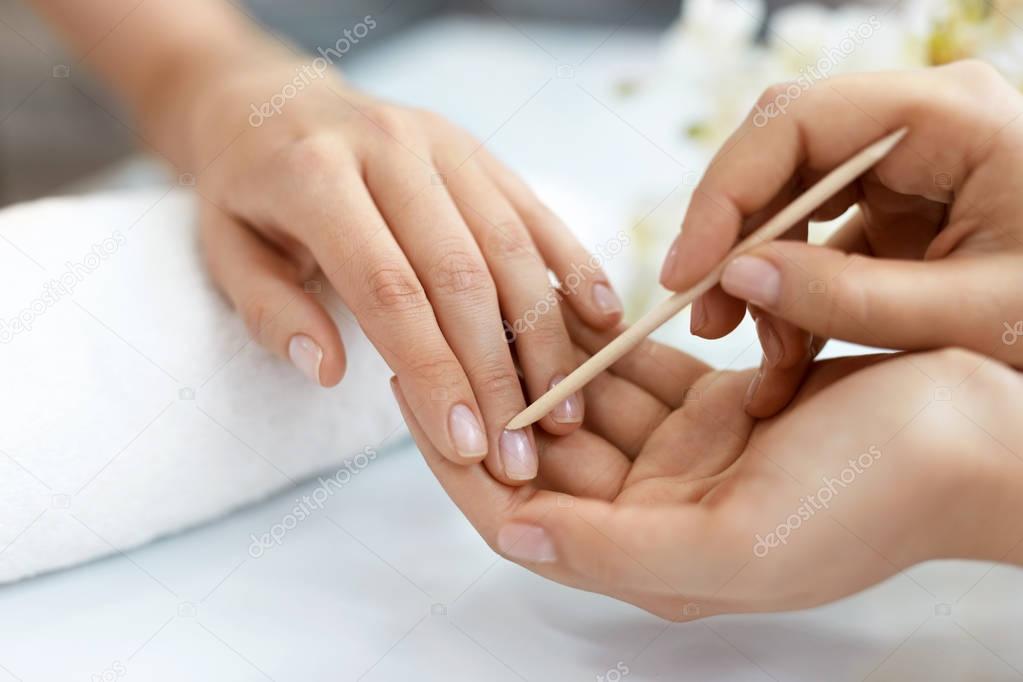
[500,429,538,480]
[721,256,781,307]
[289,334,323,385]
[549,375,582,424]
[592,282,622,316]
[690,296,708,334]
[497,522,556,563]
[745,363,765,407]
[659,235,680,285]
[449,404,488,459]
[755,316,783,367]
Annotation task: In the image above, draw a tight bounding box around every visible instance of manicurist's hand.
[29,0,626,485]
[395,311,1023,619]
[659,61,1023,417]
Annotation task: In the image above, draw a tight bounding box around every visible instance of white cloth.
[0,188,401,583]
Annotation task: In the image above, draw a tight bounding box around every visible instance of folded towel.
[0,188,401,583]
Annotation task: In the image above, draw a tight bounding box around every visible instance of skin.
[395,308,1023,619]
[29,0,625,484]
[658,61,1023,418]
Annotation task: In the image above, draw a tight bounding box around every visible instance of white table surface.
[3,15,1022,682]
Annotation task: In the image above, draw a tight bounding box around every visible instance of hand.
[178,56,624,484]
[394,310,1023,618]
[658,61,1023,417]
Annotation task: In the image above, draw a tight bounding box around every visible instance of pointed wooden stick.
[507,127,908,431]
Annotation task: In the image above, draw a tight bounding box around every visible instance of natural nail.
[592,282,622,316]
[449,404,488,459]
[497,522,556,563]
[549,375,582,424]
[289,334,323,385]
[721,256,782,307]
[500,429,538,480]
[690,296,708,334]
[659,235,680,285]
[756,316,783,366]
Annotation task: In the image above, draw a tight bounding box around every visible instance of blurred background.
[0,0,690,205]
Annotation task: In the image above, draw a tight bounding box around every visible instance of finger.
[720,241,1023,364]
[502,496,739,597]
[199,203,345,386]
[534,427,631,501]
[445,162,585,438]
[271,156,489,467]
[366,148,540,483]
[658,63,1018,295]
[478,149,625,327]
[562,305,709,407]
[686,181,809,341]
[744,210,870,417]
[575,348,671,459]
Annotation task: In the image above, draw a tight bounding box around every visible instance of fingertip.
[588,281,624,326]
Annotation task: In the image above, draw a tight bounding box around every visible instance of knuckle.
[514,307,566,346]
[362,264,428,314]
[407,352,463,386]
[754,81,798,111]
[363,105,409,137]
[428,247,494,297]
[277,135,338,177]
[469,357,521,397]
[483,221,538,262]
[944,59,1003,89]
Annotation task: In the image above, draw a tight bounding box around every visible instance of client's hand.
[659,61,1023,417]
[394,311,1023,619]
[176,54,623,484]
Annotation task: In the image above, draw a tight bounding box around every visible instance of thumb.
[719,241,1021,363]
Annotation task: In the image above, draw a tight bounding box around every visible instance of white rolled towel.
[0,188,401,583]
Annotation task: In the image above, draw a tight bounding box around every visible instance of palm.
[404,318,1003,619]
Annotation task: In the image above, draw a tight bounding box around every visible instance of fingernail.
[745,363,765,407]
[659,235,680,285]
[289,334,323,385]
[449,404,488,458]
[500,429,538,480]
[756,316,783,367]
[497,522,556,563]
[722,256,782,307]
[549,375,582,424]
[690,296,708,334]
[592,282,622,316]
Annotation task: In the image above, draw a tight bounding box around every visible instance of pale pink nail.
[288,334,323,385]
[449,404,488,459]
[497,523,556,563]
[722,256,781,307]
[592,282,622,316]
[500,429,537,480]
[549,375,582,424]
